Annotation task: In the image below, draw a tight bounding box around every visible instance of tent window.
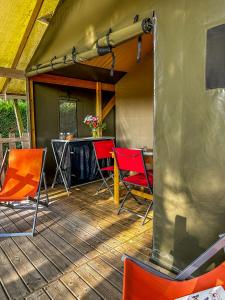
[59,98,78,136]
[206,23,225,89]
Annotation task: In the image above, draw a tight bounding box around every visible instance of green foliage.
[0,99,27,137]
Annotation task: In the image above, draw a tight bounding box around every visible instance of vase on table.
[92,129,98,138]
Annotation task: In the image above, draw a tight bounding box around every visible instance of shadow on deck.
[0,182,153,300]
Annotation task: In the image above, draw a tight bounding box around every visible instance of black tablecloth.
[52,138,114,187]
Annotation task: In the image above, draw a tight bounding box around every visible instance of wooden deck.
[0,182,154,300]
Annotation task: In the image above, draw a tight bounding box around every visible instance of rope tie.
[50,56,57,70]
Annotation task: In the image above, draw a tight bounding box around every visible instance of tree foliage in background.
[0,99,27,137]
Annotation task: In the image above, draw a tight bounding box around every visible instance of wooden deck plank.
[26,289,51,300]
[75,264,122,300]
[0,247,29,299]
[19,212,88,268]
[14,237,61,283]
[49,204,121,249]
[54,193,149,239]
[58,188,152,234]
[0,282,9,300]
[37,211,100,260]
[44,280,77,300]
[82,202,142,229]
[88,257,123,291]
[0,210,61,282]
[0,236,46,292]
[114,242,150,263]
[42,209,112,254]
[2,208,74,274]
[52,198,135,242]
[100,249,124,274]
[71,191,142,227]
[0,183,153,300]
[0,216,48,294]
[61,271,102,300]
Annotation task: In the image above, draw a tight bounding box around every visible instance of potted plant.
[83,115,106,138]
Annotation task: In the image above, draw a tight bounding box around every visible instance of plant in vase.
[83,115,106,138]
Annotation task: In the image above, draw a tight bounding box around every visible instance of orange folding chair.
[0,148,48,237]
[122,234,225,300]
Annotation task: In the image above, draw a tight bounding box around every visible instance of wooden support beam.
[0,67,25,79]
[0,134,29,144]
[0,93,26,100]
[96,82,102,137]
[131,189,153,201]
[31,74,115,92]
[1,0,44,93]
[28,80,36,147]
[12,99,24,137]
[102,96,115,120]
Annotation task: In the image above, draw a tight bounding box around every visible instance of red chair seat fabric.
[124,170,153,187]
[100,166,114,171]
[123,259,225,300]
[93,140,115,159]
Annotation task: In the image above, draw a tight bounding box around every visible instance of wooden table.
[112,150,153,207]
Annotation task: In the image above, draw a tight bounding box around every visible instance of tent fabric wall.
[115,53,153,148]
[27,0,225,273]
[33,82,115,181]
[153,0,225,272]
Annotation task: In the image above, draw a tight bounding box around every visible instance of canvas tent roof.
[27,0,154,78]
[0,0,60,97]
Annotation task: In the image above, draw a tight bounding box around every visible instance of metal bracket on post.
[72,47,77,63]
[96,28,115,76]
[142,17,154,33]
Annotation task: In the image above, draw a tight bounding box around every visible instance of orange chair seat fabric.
[0,149,44,201]
[123,259,225,300]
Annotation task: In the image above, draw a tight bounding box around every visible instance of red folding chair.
[0,148,48,237]
[122,234,225,300]
[93,139,115,196]
[114,147,153,225]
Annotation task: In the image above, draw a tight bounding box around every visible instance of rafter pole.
[12,99,24,137]
[0,67,25,79]
[1,0,44,94]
